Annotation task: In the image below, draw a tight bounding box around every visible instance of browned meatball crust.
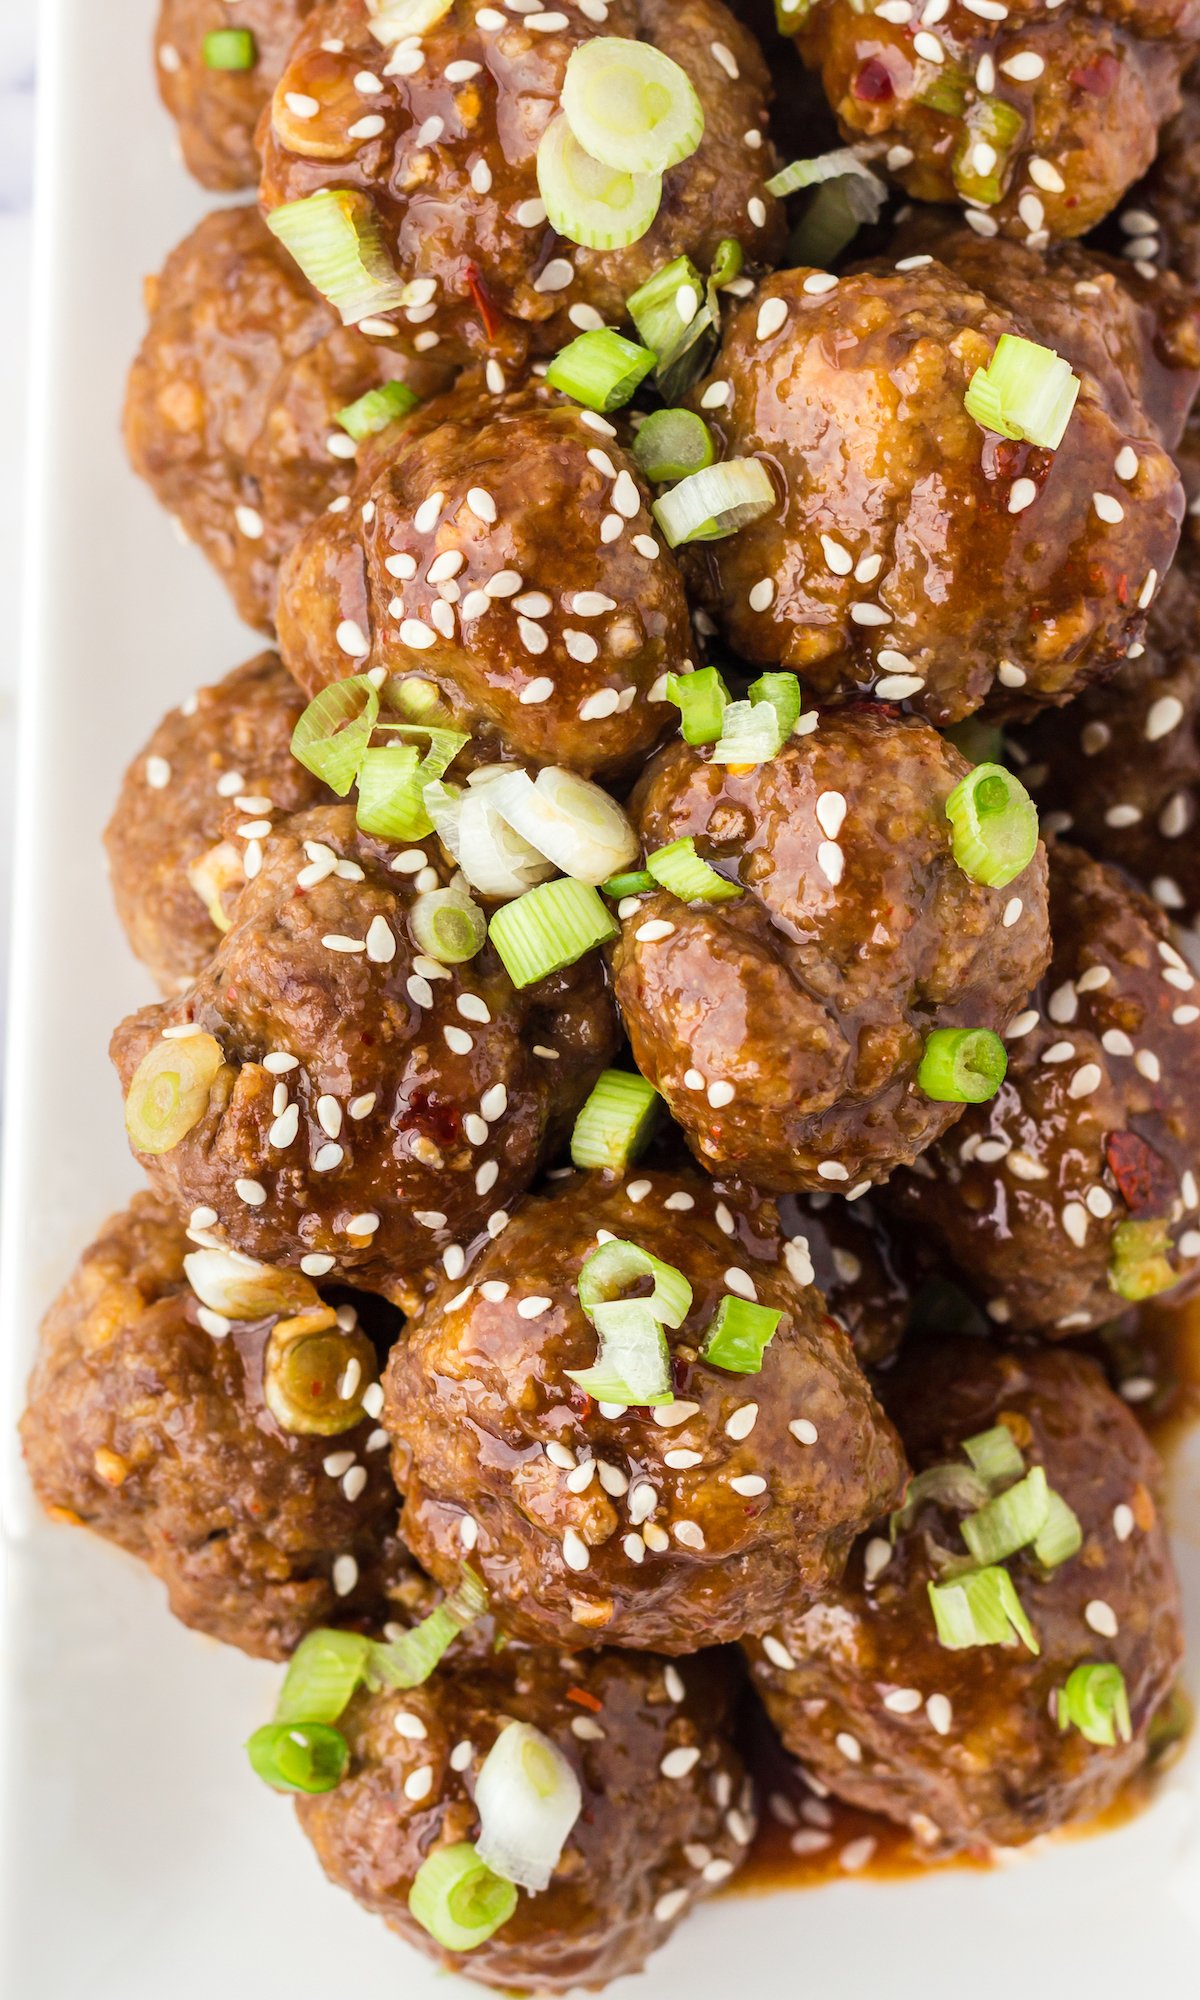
[275,383,691,779]
[610,708,1050,1192]
[686,258,1183,724]
[257,0,785,365]
[385,1169,907,1652]
[787,0,1200,241]
[887,843,1200,1333]
[110,803,618,1289]
[104,653,329,994]
[745,1339,1184,1853]
[1104,61,1200,287]
[19,1194,408,1658]
[297,1642,752,1992]
[155,0,317,190]
[123,205,455,632]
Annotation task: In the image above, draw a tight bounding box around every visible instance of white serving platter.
[2,3,1199,1992]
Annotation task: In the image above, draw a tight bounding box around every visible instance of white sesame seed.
[1068,1063,1102,1099]
[562,1528,590,1571]
[789,1418,818,1446]
[835,1731,862,1763]
[1085,1599,1119,1637]
[332,1554,358,1597]
[1009,478,1037,514]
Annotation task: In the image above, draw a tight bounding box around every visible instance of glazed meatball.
[123,205,455,632]
[155,1,317,190]
[610,708,1051,1192]
[105,653,329,994]
[110,803,618,1289]
[385,1168,907,1652]
[786,0,1200,242]
[296,1642,752,1992]
[257,0,784,365]
[745,1338,1184,1853]
[686,258,1184,724]
[777,1190,910,1369]
[887,843,1200,1334]
[275,382,691,779]
[1104,61,1200,288]
[19,1194,409,1658]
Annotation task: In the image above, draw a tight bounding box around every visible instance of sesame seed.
[444,1026,473,1056]
[1085,1599,1119,1637]
[725,1402,758,1441]
[673,1520,706,1549]
[332,1554,358,1597]
[654,1888,689,1924]
[235,1178,266,1206]
[835,1732,862,1763]
[336,619,369,658]
[1113,1504,1135,1541]
[789,1418,818,1445]
[1009,478,1037,514]
[562,1528,590,1571]
[1067,1063,1102,1099]
[661,1745,702,1780]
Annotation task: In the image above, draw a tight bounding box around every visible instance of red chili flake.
[1071,52,1120,97]
[854,56,895,103]
[671,1352,691,1394]
[400,1087,462,1146]
[463,260,501,343]
[565,1686,604,1713]
[1105,1130,1177,1216]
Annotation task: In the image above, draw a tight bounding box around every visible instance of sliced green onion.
[577,1236,692,1328]
[410,881,486,964]
[366,0,454,43]
[964,333,1081,451]
[565,1297,673,1405]
[1109,1219,1177,1303]
[928,1566,1039,1654]
[961,1464,1049,1566]
[710,238,743,290]
[356,743,429,839]
[1034,1488,1083,1569]
[774,0,814,28]
[383,674,447,724]
[368,1565,488,1690]
[427,780,555,900]
[203,28,256,69]
[263,1312,375,1437]
[1057,1663,1132,1748]
[962,1425,1024,1486]
[945,762,1038,889]
[889,1462,990,1541]
[646,836,741,902]
[627,256,705,361]
[917,1028,1007,1104]
[652,459,775,549]
[602,869,655,898]
[632,408,715,484]
[266,189,410,326]
[488,878,617,988]
[570,1069,661,1172]
[336,379,421,442]
[291,675,380,795]
[409,1843,518,1953]
[184,1246,318,1323]
[712,697,783,767]
[952,96,1024,206]
[537,114,662,252]
[246,1721,349,1794]
[666,665,729,745]
[766,147,885,204]
[788,157,887,268]
[474,1721,583,1893]
[545,329,656,412]
[701,1296,783,1373]
[275,1630,371,1727]
[561,37,704,177]
[749,672,801,738]
[486,768,639,886]
[125,1033,225,1156]
[916,69,969,117]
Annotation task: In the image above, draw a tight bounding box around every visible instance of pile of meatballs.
[20,0,1200,1989]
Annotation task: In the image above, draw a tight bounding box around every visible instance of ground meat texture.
[788,0,1200,242]
[123,206,455,634]
[745,1339,1183,1853]
[685,259,1183,725]
[886,843,1200,1334]
[275,383,691,780]
[104,653,329,995]
[109,803,618,1289]
[1103,61,1200,288]
[296,1644,751,1993]
[155,0,318,190]
[384,1169,907,1652]
[256,0,785,366]
[777,1190,910,1368]
[18,1193,408,1659]
[610,708,1050,1192]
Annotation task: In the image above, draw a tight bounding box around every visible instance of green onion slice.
[915,68,969,118]
[1057,1663,1132,1748]
[291,675,380,795]
[785,152,887,268]
[961,1464,1049,1566]
[203,28,257,69]
[945,762,1038,889]
[570,1069,660,1172]
[486,768,640,886]
[962,1424,1024,1486]
[409,880,486,964]
[701,1296,783,1373]
[409,1843,518,1953]
[646,836,741,902]
[632,408,715,484]
[601,869,655,898]
[488,877,617,988]
[928,1565,1040,1654]
[712,697,783,767]
[577,1236,692,1327]
[246,1721,349,1794]
[368,1566,488,1691]
[627,255,705,361]
[125,1033,225,1156]
[652,459,775,549]
[964,333,1081,451]
[356,743,429,839]
[1109,1219,1177,1303]
[565,1296,673,1405]
[336,379,421,442]
[749,672,801,738]
[266,189,411,326]
[766,146,885,205]
[666,665,729,745]
[537,114,662,252]
[1034,1488,1083,1569]
[275,1630,371,1727]
[774,0,815,27]
[546,329,657,412]
[474,1721,583,1893]
[952,96,1025,206]
[561,37,704,178]
[889,1462,990,1542]
[917,1028,1007,1104]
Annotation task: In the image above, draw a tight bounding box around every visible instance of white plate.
[3,4,1200,1992]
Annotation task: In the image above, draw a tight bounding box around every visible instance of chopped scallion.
[275,1630,371,1727]
[1109,1219,1177,1303]
[712,697,783,768]
[246,1721,349,1794]
[488,877,616,988]
[961,1464,1049,1566]
[409,1843,518,1953]
[632,407,715,483]
[766,146,886,204]
[652,458,775,549]
[1033,1488,1083,1569]
[565,1296,673,1405]
[889,1461,989,1541]
[646,836,741,903]
[962,1424,1024,1486]
[916,1028,1007,1104]
[291,675,380,795]
[356,743,430,840]
[537,114,662,252]
[666,665,729,745]
[486,767,639,886]
[749,672,801,739]
[964,333,1081,451]
[577,1236,692,1327]
[546,328,657,412]
[336,379,421,441]
[701,1296,783,1373]
[952,96,1024,206]
[601,869,655,898]
[1057,1663,1132,1748]
[474,1721,583,1893]
[928,1565,1039,1654]
[945,762,1038,888]
[409,881,486,964]
[570,1069,661,1172]
[203,28,257,69]
[265,189,411,326]
[125,1033,225,1156]
[561,37,704,178]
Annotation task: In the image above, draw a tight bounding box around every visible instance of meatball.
[786,0,1200,242]
[110,802,618,1289]
[777,1190,910,1369]
[154,1,317,190]
[105,653,329,994]
[19,1194,409,1658]
[886,843,1200,1334]
[257,0,784,366]
[296,1641,752,1992]
[1104,61,1200,288]
[384,1168,907,1652]
[123,205,455,632]
[686,258,1184,724]
[745,1338,1184,1853]
[610,707,1051,1192]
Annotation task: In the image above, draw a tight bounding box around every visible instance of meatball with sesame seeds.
[109,802,619,1291]
[1102,61,1200,288]
[610,707,1051,1193]
[256,0,785,368]
[104,653,330,995]
[684,258,1184,725]
[384,1168,907,1653]
[275,381,692,780]
[154,0,318,191]
[296,1638,752,1992]
[745,1337,1183,1854]
[776,1189,911,1369]
[123,205,455,633]
[19,1193,413,1659]
[886,843,1200,1334]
